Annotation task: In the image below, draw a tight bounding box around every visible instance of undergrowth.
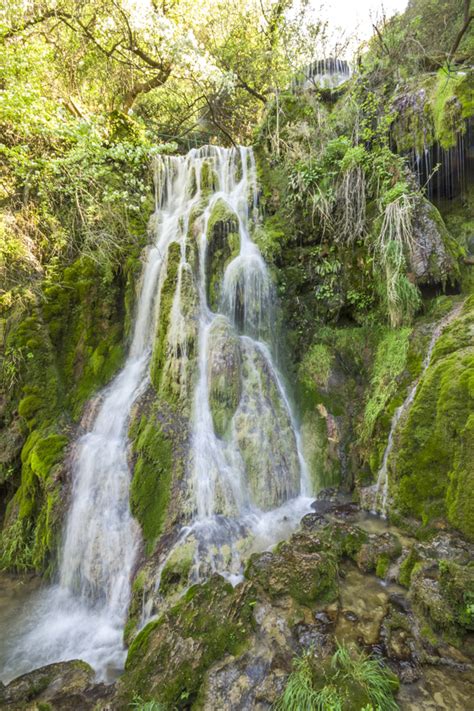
[274,644,399,711]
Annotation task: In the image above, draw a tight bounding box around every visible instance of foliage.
[274,644,399,711]
[0,0,329,145]
[362,327,411,443]
[131,695,168,711]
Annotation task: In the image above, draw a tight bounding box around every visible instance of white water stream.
[145,146,312,598]
[2,146,312,683]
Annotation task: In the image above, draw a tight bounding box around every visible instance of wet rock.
[199,652,272,711]
[300,511,329,529]
[409,198,455,285]
[314,487,339,501]
[117,574,255,708]
[205,198,240,310]
[410,559,474,634]
[414,533,474,566]
[381,605,421,677]
[293,622,335,657]
[336,566,390,647]
[389,592,412,613]
[344,609,359,622]
[355,532,402,576]
[314,610,333,629]
[207,316,242,438]
[233,340,301,509]
[331,501,360,520]
[245,544,338,606]
[0,660,114,710]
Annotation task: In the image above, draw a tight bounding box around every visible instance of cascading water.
[293,58,352,91]
[368,301,465,517]
[147,146,312,593]
[1,145,312,682]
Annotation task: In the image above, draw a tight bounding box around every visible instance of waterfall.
[293,57,352,91]
[370,302,464,517]
[2,146,311,682]
[145,146,312,601]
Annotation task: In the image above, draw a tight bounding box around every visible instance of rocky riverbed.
[2,495,473,710]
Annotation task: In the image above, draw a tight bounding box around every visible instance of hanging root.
[375,194,421,327]
[335,165,366,243]
[310,185,334,236]
[376,193,417,257]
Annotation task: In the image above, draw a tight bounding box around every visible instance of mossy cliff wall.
[253,70,472,536]
[389,296,474,539]
[0,243,145,573]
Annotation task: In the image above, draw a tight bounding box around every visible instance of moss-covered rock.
[149,241,198,409]
[0,659,114,710]
[0,234,145,574]
[205,199,240,311]
[233,340,300,509]
[391,297,474,537]
[118,575,255,707]
[245,545,338,606]
[129,412,173,555]
[355,532,402,576]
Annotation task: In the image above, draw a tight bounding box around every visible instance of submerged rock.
[207,316,242,438]
[233,341,301,509]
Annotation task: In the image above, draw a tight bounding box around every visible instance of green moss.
[439,560,474,631]
[446,413,474,539]
[121,576,254,707]
[0,427,66,572]
[207,316,242,438]
[159,541,196,597]
[375,553,390,579]
[18,393,43,424]
[28,434,67,480]
[200,160,218,193]
[205,199,240,311]
[391,301,474,537]
[398,548,420,588]
[149,242,181,391]
[432,69,474,149]
[129,413,173,554]
[245,526,344,606]
[58,256,126,418]
[362,327,411,444]
[300,343,334,390]
[253,213,287,262]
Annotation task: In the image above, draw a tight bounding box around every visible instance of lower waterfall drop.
[1,150,204,682]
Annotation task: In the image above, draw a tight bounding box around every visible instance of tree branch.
[448,9,473,61]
